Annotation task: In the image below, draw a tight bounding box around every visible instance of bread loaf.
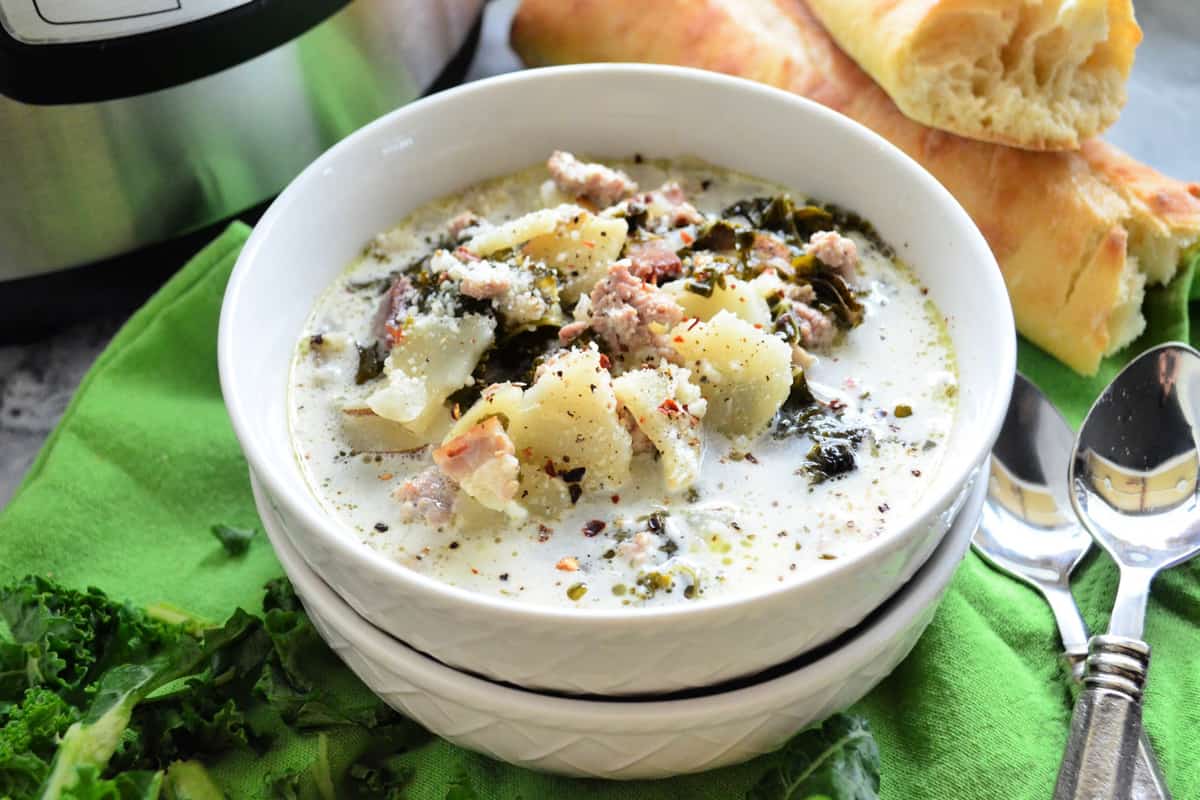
[805,0,1141,151]
[510,0,1200,375]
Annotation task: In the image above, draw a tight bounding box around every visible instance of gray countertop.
[0,0,1195,508]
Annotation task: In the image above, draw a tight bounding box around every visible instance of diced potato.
[670,311,791,437]
[613,363,707,492]
[463,206,573,256]
[368,313,495,431]
[444,348,633,508]
[522,210,627,302]
[749,271,785,300]
[509,347,632,492]
[518,469,571,517]
[662,276,771,326]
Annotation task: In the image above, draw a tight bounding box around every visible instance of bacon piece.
[433,417,521,510]
[808,230,859,277]
[447,211,481,240]
[395,467,458,526]
[626,238,683,284]
[547,150,638,208]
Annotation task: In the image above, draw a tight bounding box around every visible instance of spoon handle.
[1054,636,1150,800]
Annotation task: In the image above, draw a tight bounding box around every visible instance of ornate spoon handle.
[1054,636,1150,800]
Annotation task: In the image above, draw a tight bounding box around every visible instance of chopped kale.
[772,374,868,485]
[690,219,738,252]
[748,714,880,800]
[0,574,413,798]
[448,325,563,409]
[209,524,257,556]
[354,342,387,385]
[809,273,865,329]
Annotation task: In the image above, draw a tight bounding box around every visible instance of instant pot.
[0,0,483,335]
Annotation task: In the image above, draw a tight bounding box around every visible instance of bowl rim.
[258,466,984,719]
[219,63,1016,628]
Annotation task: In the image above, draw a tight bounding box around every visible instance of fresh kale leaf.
[39,611,260,798]
[0,576,180,705]
[0,575,427,800]
[162,760,224,800]
[747,714,880,800]
[60,766,162,800]
[0,688,79,797]
[209,525,257,557]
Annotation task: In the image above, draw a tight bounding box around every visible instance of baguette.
[804,0,1140,151]
[510,0,1200,375]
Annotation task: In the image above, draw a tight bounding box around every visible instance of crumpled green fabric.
[1,224,1197,799]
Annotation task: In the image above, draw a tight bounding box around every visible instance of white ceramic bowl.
[220,65,1015,695]
[253,466,985,779]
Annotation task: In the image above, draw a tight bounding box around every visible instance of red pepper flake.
[537,524,553,542]
[543,459,558,477]
[673,335,684,343]
[582,519,607,537]
[556,556,579,572]
[611,494,621,504]
[658,398,682,416]
[385,322,405,343]
[743,453,758,464]
[598,353,611,369]
[829,398,846,412]
[471,567,480,575]
[680,231,694,245]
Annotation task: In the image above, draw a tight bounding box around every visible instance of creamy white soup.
[289,154,957,609]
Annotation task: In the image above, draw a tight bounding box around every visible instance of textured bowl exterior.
[253,468,985,779]
[220,65,1015,695]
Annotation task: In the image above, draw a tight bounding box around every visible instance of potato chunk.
[367,313,495,437]
[613,362,707,491]
[662,275,771,327]
[463,206,570,257]
[444,347,633,510]
[522,210,627,302]
[669,310,791,437]
[509,347,632,491]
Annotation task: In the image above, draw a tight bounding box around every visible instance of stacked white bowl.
[219,66,1014,778]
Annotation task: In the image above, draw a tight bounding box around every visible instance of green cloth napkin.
[2,224,1199,799]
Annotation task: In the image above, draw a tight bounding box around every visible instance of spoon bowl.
[1071,342,1200,639]
[974,373,1091,661]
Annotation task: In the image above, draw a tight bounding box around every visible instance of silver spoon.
[1054,343,1200,800]
[973,373,1168,799]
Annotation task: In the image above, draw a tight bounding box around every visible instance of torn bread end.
[1127,225,1198,287]
[1103,255,1147,358]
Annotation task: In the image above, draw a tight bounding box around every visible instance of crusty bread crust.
[805,0,1140,151]
[510,0,1200,375]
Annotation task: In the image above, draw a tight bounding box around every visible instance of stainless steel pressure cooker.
[0,0,483,322]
